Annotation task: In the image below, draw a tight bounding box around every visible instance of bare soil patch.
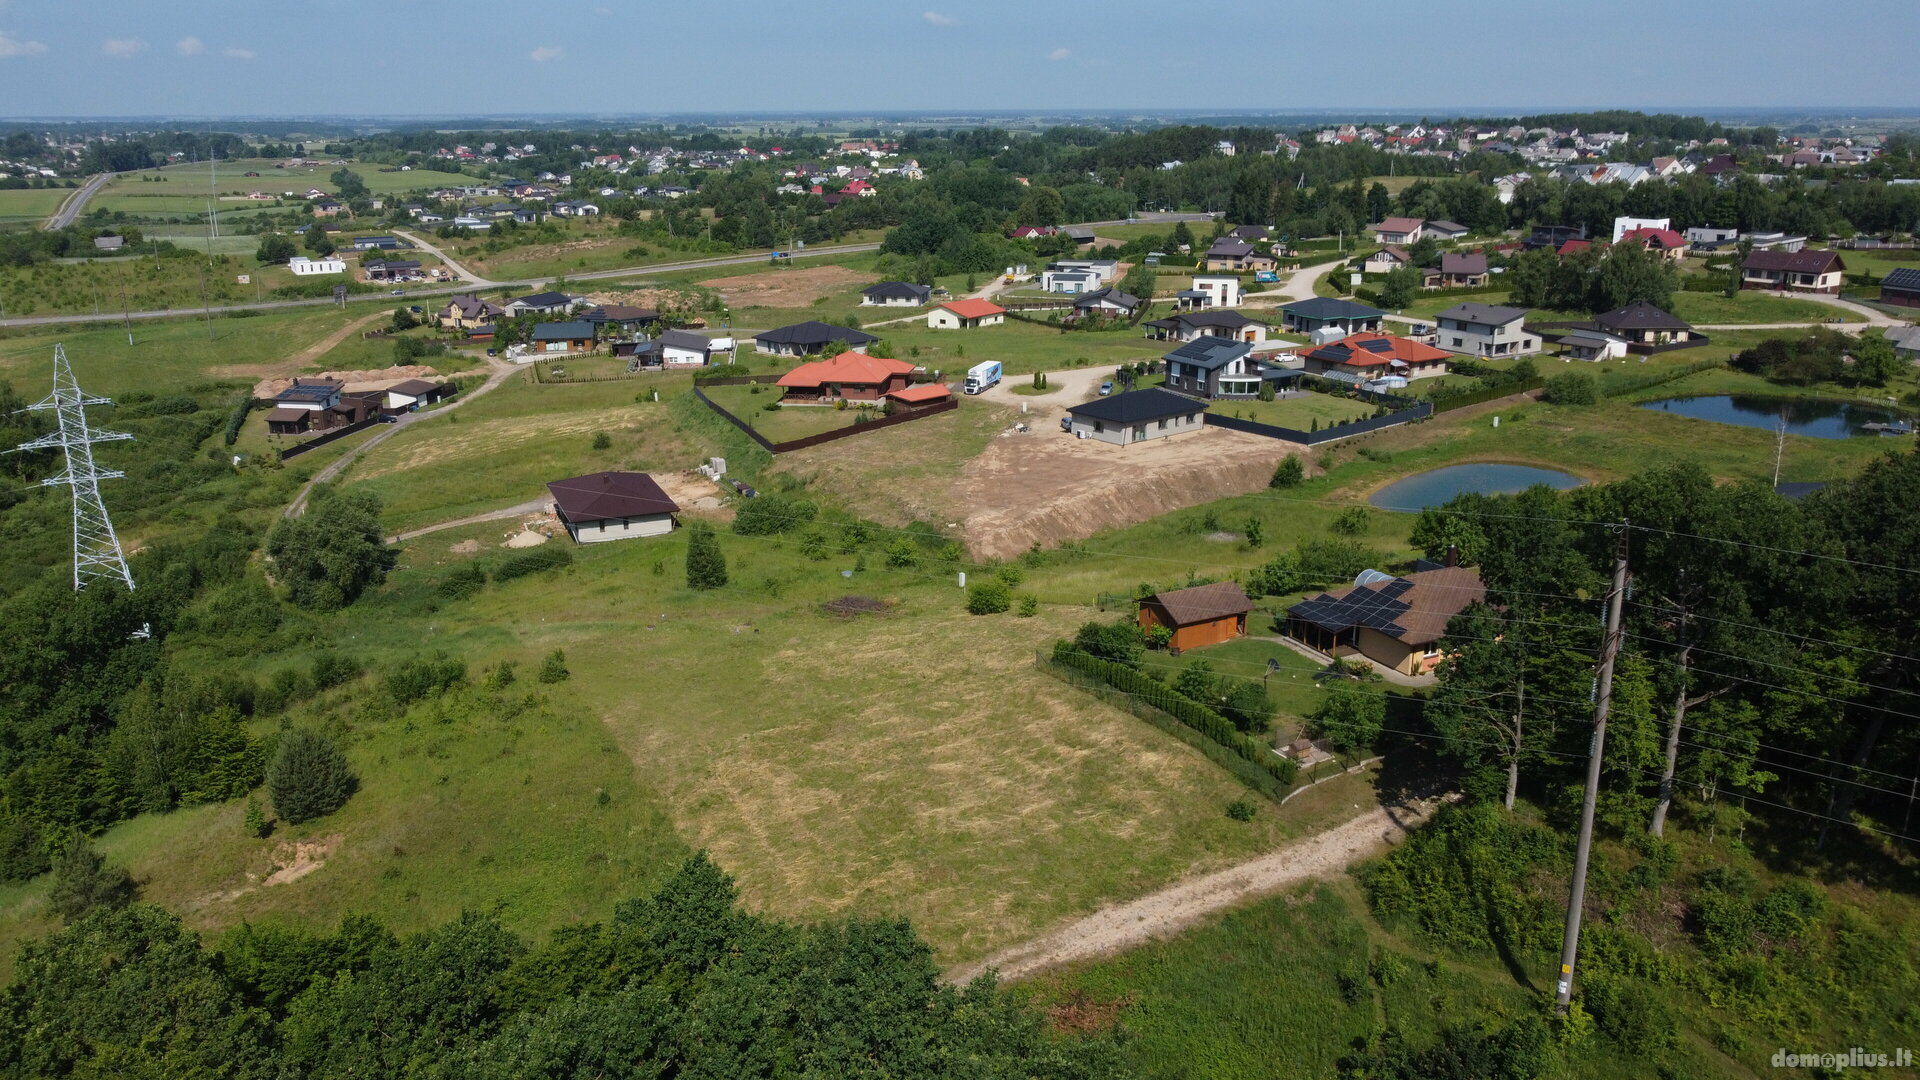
[449,538,482,556]
[698,264,868,308]
[954,426,1302,561]
[250,363,447,401]
[583,285,708,314]
[821,595,893,617]
[189,833,343,909]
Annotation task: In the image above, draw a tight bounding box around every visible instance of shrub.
[732,494,818,536]
[995,564,1025,586]
[483,662,517,691]
[243,797,268,839]
[493,544,573,582]
[537,649,570,683]
[966,581,1012,614]
[1244,517,1265,548]
[1220,679,1273,734]
[1331,506,1370,536]
[884,538,919,568]
[798,529,829,560]
[685,523,729,590]
[384,653,467,705]
[438,562,485,600]
[591,431,612,450]
[1016,594,1039,617]
[310,652,362,691]
[1542,371,1599,406]
[1270,455,1305,488]
[1073,618,1146,667]
[266,729,357,825]
[47,835,137,921]
[1226,798,1257,821]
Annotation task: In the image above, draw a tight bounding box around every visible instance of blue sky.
[0,0,1916,117]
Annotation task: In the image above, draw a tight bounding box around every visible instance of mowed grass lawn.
[1208,390,1384,430]
[1392,287,1854,325]
[701,383,866,442]
[96,159,476,202]
[881,319,1163,378]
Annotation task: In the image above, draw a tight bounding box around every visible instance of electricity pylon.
[10,344,136,592]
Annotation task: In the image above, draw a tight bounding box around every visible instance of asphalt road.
[45,173,112,230]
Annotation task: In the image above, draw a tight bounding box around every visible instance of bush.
[591,431,612,450]
[1331,506,1370,536]
[310,652,362,691]
[384,653,467,705]
[731,494,818,536]
[995,564,1025,586]
[1226,798,1257,822]
[1074,618,1146,667]
[685,523,729,590]
[47,835,137,922]
[266,729,357,825]
[493,544,573,582]
[1270,455,1305,488]
[1542,371,1599,406]
[537,649,570,684]
[966,581,1012,614]
[1016,594,1039,617]
[884,538,919,568]
[438,562,486,600]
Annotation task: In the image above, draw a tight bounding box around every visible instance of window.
[1158,419,1167,430]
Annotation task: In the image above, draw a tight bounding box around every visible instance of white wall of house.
[1437,316,1540,358]
[1611,216,1670,243]
[1068,410,1204,446]
[566,513,674,543]
[861,294,921,307]
[288,257,345,275]
[661,345,709,366]
[1192,275,1241,307]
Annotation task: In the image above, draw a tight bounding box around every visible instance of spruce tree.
[47,835,136,921]
[684,523,728,590]
[267,729,357,825]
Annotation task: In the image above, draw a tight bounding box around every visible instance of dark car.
[376,414,400,424]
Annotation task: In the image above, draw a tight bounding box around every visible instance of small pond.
[1637,395,1909,440]
[1369,463,1584,511]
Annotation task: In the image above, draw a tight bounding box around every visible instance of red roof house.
[885,382,953,409]
[926,298,1007,329]
[1303,332,1452,380]
[1618,227,1687,260]
[775,351,917,402]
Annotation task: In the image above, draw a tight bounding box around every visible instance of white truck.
[963,360,1002,395]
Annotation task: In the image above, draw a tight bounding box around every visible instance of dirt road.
[394,229,488,286]
[386,497,550,544]
[943,794,1447,985]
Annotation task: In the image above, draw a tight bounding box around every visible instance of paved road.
[283,357,520,519]
[45,173,111,230]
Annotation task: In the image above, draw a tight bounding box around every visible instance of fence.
[280,417,378,459]
[693,372,785,387]
[691,386,958,454]
[1429,378,1545,414]
[1205,399,1433,445]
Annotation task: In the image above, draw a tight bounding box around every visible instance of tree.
[303,222,335,257]
[265,488,388,611]
[1595,239,1675,312]
[1173,659,1218,703]
[267,729,357,824]
[1221,679,1273,735]
[47,834,136,921]
[1312,684,1384,755]
[1378,264,1421,309]
[1270,455,1305,488]
[329,167,369,200]
[1367,182,1392,224]
[1170,220,1195,252]
[1014,185,1066,227]
[256,232,297,264]
[685,523,729,590]
[537,649,570,684]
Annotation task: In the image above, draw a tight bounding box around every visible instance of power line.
[6,343,137,594]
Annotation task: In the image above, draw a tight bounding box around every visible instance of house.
[351,235,401,250]
[1611,216,1671,242]
[1370,216,1425,245]
[1201,238,1277,272]
[1137,581,1254,652]
[1618,227,1687,261]
[311,199,342,217]
[1303,332,1452,381]
[439,294,505,329]
[550,200,600,216]
[860,281,932,307]
[1048,258,1119,282]
[1362,245,1413,274]
[1434,252,1490,288]
[504,291,579,317]
[1071,287,1141,320]
[1433,303,1540,359]
[1685,225,1740,250]
[264,378,382,434]
[1040,268,1101,294]
[1593,300,1698,349]
[1741,249,1846,294]
[382,378,453,410]
[754,320,878,356]
[1160,338,1299,399]
[1062,226,1096,245]
[1064,387,1208,446]
[530,321,595,354]
[92,235,125,252]
[580,304,660,336]
[1878,266,1920,309]
[774,350,916,401]
[1229,224,1270,242]
[548,471,679,543]
[271,377,343,413]
[629,329,714,368]
[1280,297,1386,336]
[1884,324,1920,362]
[363,259,422,282]
[926,299,1006,329]
[1557,239,1593,258]
[288,256,345,276]
[1425,220,1470,241]
[1554,329,1631,361]
[1010,225,1056,239]
[1143,309,1271,345]
[1181,273,1242,309]
[1527,224,1587,249]
[1284,566,1486,675]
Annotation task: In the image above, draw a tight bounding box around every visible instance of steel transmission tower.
[11,344,136,591]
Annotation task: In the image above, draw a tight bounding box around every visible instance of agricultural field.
[0,187,71,229]
[93,158,477,212]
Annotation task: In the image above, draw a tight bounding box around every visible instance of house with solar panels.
[1284,565,1485,676]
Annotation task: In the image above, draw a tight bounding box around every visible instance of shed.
[1137,581,1254,651]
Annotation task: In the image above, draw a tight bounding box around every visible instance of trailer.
[963,360,1003,394]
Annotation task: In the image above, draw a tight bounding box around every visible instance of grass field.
[1207,390,1384,430]
[702,382,871,442]
[94,158,478,208]
[0,187,69,229]
[878,319,1163,378]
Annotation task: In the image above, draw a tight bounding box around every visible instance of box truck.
[963,360,1002,394]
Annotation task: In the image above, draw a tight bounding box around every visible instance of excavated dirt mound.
[698,265,868,308]
[954,426,1302,562]
[251,364,447,401]
[583,285,708,313]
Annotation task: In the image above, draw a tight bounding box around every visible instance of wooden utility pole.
[1555,521,1630,1014]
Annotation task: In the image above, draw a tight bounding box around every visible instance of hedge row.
[1048,645,1296,786]
[1430,377,1546,413]
[1598,357,1728,399]
[222,394,253,447]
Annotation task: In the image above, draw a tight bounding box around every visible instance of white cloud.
[530,45,563,62]
[101,37,147,57]
[922,11,958,26]
[176,36,204,56]
[223,46,255,59]
[1046,46,1070,61]
[0,30,46,57]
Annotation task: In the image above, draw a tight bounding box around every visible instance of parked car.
[390,288,405,295]
[1099,381,1114,396]
[376,414,400,424]
[1059,415,1073,432]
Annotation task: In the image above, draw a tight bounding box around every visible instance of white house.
[1611,216,1671,243]
[288,256,346,276]
[547,471,679,543]
[1041,268,1101,294]
[1434,302,1541,359]
[1189,274,1242,308]
[925,299,1006,329]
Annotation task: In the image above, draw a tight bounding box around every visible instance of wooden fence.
[280,417,378,459]
[1205,399,1433,445]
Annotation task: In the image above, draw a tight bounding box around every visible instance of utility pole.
[1771,415,1788,487]
[1555,520,1630,1015]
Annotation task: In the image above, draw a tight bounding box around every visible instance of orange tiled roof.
[776,351,917,389]
[939,298,1006,319]
[886,382,952,403]
[1307,331,1452,368]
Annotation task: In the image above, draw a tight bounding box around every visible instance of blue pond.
[1637,395,1907,440]
[1369,463,1583,512]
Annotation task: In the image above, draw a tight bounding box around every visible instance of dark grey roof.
[754,321,878,347]
[861,281,932,301]
[548,471,679,522]
[512,291,576,308]
[1595,300,1691,332]
[532,320,595,340]
[1164,337,1253,372]
[1205,238,1255,258]
[1074,286,1141,309]
[1067,387,1209,424]
[1436,301,1528,326]
[654,329,713,352]
[1439,252,1489,275]
[1282,297,1386,320]
[1174,309,1267,330]
[1743,249,1843,274]
[1230,225,1270,240]
[1880,267,1920,292]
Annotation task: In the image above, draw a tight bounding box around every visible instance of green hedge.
[221,393,253,447]
[1045,645,1297,793]
[1599,357,1727,399]
[1430,377,1545,413]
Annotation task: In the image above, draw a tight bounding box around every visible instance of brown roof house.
[547,471,680,543]
[1138,581,1254,652]
[1741,249,1846,294]
[1284,566,1485,676]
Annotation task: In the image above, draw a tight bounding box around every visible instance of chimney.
[1445,544,1460,568]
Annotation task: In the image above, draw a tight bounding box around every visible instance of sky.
[0,0,1917,119]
